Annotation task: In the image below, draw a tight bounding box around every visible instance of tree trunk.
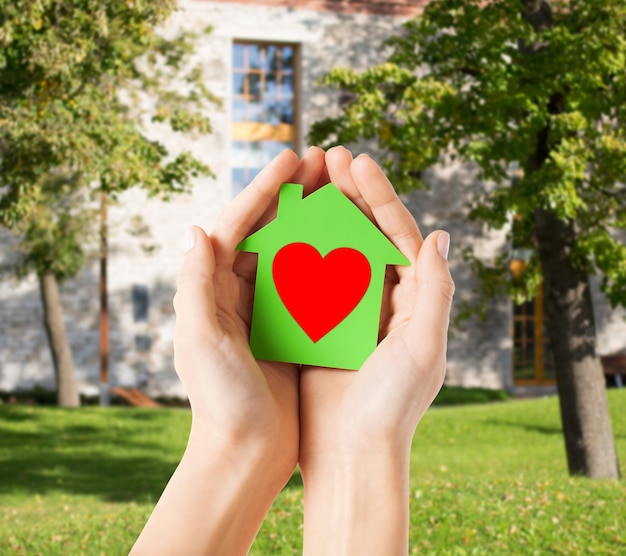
[534,209,619,478]
[38,272,80,407]
[520,0,619,480]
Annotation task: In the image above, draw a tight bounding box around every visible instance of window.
[131,284,149,322]
[512,284,555,385]
[509,203,556,385]
[231,42,298,195]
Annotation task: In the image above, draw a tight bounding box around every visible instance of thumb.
[405,231,455,368]
[173,226,220,361]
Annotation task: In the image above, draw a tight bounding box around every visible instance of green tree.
[310,0,625,479]
[0,0,217,406]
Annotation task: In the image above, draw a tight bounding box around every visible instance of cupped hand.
[132,148,332,556]
[299,146,455,465]
[173,147,329,481]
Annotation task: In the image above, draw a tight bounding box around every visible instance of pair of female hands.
[132,146,454,555]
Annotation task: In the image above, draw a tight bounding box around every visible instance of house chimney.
[277,182,304,218]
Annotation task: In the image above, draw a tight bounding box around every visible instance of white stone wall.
[402,162,513,390]
[1,0,624,398]
[0,1,422,397]
[592,276,626,357]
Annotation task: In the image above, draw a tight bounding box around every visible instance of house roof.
[237,182,409,266]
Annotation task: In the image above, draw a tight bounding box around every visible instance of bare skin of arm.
[131,147,329,556]
[299,147,454,555]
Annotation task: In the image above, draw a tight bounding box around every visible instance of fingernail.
[437,232,450,260]
[185,226,196,252]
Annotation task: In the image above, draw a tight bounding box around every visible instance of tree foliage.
[310,0,626,311]
[0,0,217,278]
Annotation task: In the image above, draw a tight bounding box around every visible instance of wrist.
[300,445,411,556]
[188,414,297,489]
[132,418,295,556]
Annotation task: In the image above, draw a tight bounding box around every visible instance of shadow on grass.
[482,419,625,440]
[482,418,563,436]
[0,404,306,503]
[433,386,511,406]
[285,469,303,489]
[0,405,186,503]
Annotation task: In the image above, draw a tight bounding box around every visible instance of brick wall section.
[198,0,427,16]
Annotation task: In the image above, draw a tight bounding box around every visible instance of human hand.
[132,147,330,556]
[298,146,455,555]
[175,146,336,470]
[132,145,453,556]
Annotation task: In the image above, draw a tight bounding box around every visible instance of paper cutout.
[273,243,372,342]
[237,182,409,370]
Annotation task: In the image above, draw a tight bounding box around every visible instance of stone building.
[1,0,624,399]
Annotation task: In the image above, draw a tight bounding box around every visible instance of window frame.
[510,268,556,386]
[230,40,301,195]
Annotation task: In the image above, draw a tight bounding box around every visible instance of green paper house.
[237,182,409,370]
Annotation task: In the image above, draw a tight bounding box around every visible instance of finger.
[325,146,375,221]
[231,147,326,327]
[243,146,327,240]
[234,147,325,274]
[404,231,454,371]
[212,149,300,267]
[173,226,220,357]
[350,154,423,267]
[289,146,326,195]
[316,164,331,189]
[233,146,326,281]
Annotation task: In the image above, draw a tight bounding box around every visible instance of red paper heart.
[272,242,371,342]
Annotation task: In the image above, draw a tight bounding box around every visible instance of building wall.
[592,276,626,357]
[1,0,624,397]
[1,0,432,397]
[403,163,514,390]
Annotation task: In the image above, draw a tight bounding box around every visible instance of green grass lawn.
[1,389,625,555]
